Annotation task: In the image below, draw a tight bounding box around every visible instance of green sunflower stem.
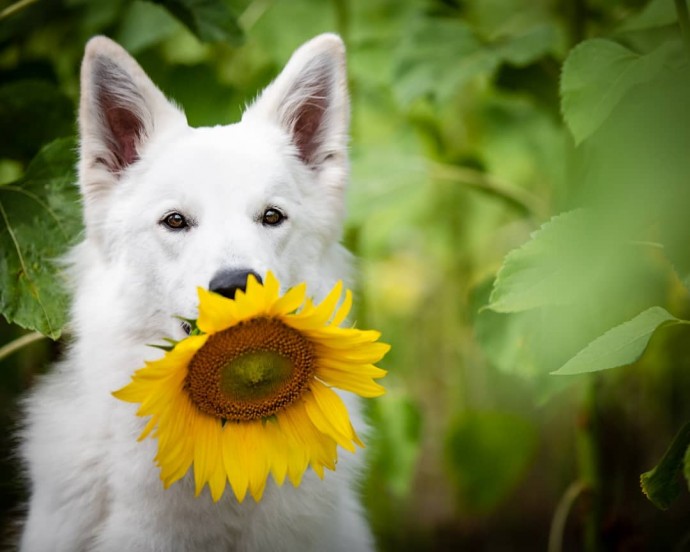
[576,378,603,552]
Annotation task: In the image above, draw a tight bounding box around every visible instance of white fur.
[19,34,374,551]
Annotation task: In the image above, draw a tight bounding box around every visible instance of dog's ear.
[78,36,186,203]
[243,34,349,177]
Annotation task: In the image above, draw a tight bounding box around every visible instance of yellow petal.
[330,289,352,327]
[208,426,227,502]
[316,370,386,398]
[263,419,288,486]
[309,281,343,326]
[277,408,311,486]
[196,288,239,333]
[193,415,218,497]
[221,424,249,503]
[304,382,356,452]
[244,422,270,501]
[262,271,281,305]
[270,283,306,316]
[138,416,157,441]
[316,358,387,379]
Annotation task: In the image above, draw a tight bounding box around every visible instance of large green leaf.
[0,138,82,339]
[561,38,677,145]
[148,0,243,44]
[487,210,599,313]
[552,307,684,376]
[445,411,537,513]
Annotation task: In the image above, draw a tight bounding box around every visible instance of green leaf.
[641,422,690,510]
[394,17,557,105]
[494,24,558,66]
[552,307,684,375]
[617,0,677,32]
[117,1,182,53]
[445,411,537,513]
[148,0,243,44]
[0,138,82,339]
[561,38,676,144]
[487,210,598,313]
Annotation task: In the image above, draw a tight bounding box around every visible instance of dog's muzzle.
[209,268,263,300]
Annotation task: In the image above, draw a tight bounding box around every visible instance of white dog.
[19,34,374,551]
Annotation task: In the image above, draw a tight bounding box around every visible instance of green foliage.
[487,210,598,312]
[0,139,81,339]
[553,307,687,376]
[147,0,243,44]
[0,81,74,162]
[445,411,537,513]
[394,13,559,105]
[561,38,679,144]
[367,392,422,499]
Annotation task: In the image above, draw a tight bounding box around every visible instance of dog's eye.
[262,208,286,227]
[162,212,187,230]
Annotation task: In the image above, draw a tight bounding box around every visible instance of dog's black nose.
[209,268,262,300]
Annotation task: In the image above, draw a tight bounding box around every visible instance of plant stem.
[0,332,46,363]
[0,0,38,21]
[576,378,602,552]
[548,480,588,552]
[675,0,690,55]
[238,0,271,32]
[430,162,547,219]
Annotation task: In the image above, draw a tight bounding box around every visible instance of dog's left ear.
[243,34,349,178]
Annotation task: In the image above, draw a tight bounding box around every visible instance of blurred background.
[1,0,690,550]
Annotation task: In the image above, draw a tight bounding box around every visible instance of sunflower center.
[185,317,315,422]
[219,351,292,401]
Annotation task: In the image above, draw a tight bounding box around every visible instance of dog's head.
[76,35,351,340]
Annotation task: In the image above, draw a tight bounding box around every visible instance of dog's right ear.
[78,37,186,225]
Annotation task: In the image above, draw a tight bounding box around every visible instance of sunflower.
[113,272,388,503]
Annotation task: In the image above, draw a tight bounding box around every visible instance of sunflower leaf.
[552,307,684,375]
[0,138,81,339]
[487,210,603,313]
[561,38,677,144]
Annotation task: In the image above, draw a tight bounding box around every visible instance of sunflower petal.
[330,289,352,327]
[270,283,307,316]
[262,271,280,305]
[196,288,239,333]
[193,415,218,497]
[245,422,270,501]
[263,419,288,486]
[221,423,249,503]
[208,428,227,502]
[316,370,387,397]
[304,382,356,452]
